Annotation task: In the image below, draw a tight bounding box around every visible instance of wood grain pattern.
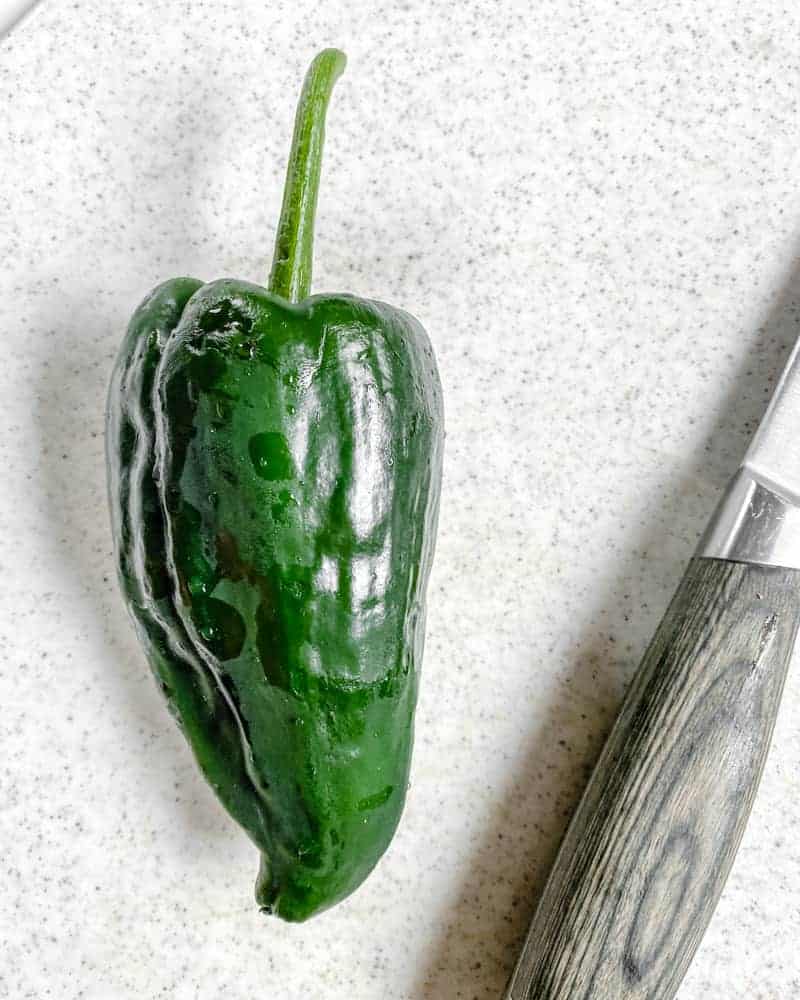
[505,557,800,1000]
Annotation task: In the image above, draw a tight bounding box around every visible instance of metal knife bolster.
[699,468,800,569]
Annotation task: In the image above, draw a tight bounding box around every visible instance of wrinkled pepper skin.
[108,275,442,920]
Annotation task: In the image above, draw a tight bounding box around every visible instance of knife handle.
[504,557,800,1000]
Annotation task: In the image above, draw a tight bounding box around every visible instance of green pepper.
[106,49,443,921]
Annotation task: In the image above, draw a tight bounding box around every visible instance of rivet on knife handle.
[504,555,798,1000]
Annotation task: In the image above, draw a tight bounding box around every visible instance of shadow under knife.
[412,250,800,1000]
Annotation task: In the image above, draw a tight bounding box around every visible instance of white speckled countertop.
[2,2,800,998]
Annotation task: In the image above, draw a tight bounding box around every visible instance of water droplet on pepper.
[249,432,295,481]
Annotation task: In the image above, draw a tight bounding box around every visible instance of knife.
[504,338,800,999]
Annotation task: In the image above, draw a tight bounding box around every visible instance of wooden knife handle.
[504,557,800,1000]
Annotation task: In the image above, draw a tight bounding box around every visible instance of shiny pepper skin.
[106,50,443,921]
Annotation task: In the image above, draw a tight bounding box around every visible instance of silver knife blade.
[701,336,800,570]
[745,336,800,500]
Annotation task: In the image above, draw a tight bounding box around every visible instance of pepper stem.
[268,49,346,303]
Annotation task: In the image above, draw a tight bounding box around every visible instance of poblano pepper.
[106,49,443,921]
